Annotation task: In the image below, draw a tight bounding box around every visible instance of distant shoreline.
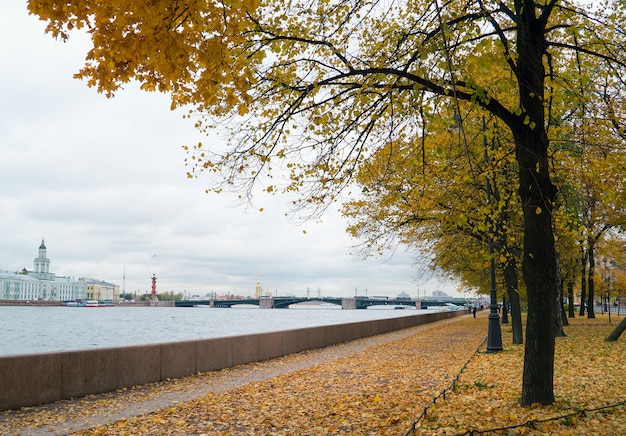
[0,300,61,306]
[0,300,173,307]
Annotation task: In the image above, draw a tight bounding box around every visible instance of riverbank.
[2,313,623,435]
[1,314,480,435]
[0,309,462,410]
[0,300,174,307]
[0,300,61,306]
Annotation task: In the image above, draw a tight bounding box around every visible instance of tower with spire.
[254,274,262,299]
[33,238,53,280]
[0,239,121,302]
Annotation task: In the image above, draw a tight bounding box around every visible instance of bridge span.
[175,296,418,309]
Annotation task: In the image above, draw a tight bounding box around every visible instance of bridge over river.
[175,296,419,310]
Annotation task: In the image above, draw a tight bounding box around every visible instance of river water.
[0,305,431,356]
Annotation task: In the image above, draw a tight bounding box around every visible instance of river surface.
[0,305,432,356]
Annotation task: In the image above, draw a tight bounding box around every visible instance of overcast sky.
[0,4,463,299]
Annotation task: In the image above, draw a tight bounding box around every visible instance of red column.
[151,274,157,300]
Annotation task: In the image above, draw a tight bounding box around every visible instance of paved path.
[0,315,474,435]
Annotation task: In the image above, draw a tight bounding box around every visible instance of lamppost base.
[486,311,503,353]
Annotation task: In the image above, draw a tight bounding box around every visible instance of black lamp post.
[484,117,503,353]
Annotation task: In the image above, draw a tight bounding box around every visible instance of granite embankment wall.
[0,310,465,411]
[0,300,175,307]
[0,300,61,306]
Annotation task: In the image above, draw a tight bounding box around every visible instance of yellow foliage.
[28,0,261,108]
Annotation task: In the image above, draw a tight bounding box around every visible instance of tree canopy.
[29,0,626,406]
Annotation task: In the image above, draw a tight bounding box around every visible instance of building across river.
[0,239,118,302]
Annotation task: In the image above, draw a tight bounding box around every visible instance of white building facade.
[0,239,119,302]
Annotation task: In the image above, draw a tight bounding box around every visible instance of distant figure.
[472,305,477,318]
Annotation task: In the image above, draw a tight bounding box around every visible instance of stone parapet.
[0,309,466,411]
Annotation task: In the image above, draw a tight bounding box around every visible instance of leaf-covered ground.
[79,315,485,435]
[414,313,626,435]
[2,313,625,435]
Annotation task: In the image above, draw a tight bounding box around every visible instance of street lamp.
[602,257,608,314]
[450,112,502,351]
[484,117,502,353]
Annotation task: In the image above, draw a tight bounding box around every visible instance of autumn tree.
[342,112,526,344]
[29,0,626,406]
[605,237,626,341]
[548,48,626,320]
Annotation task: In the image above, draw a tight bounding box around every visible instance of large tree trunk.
[579,252,587,316]
[606,317,626,341]
[555,252,567,333]
[503,258,523,344]
[587,244,596,318]
[519,189,557,406]
[561,300,569,327]
[515,7,558,406]
[568,280,575,318]
[559,284,569,328]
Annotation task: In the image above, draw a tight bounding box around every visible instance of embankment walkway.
[0,312,486,435]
